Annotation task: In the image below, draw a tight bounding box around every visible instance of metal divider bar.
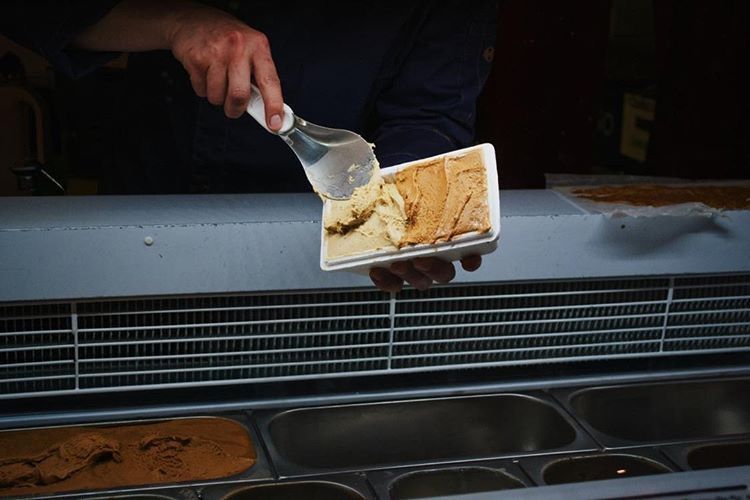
[0,360,74,368]
[76,357,392,377]
[78,328,390,346]
[76,299,390,317]
[0,374,77,384]
[393,313,666,330]
[392,327,663,345]
[660,277,675,352]
[396,286,669,303]
[392,300,669,317]
[665,321,750,330]
[79,342,391,360]
[72,301,79,389]
[76,314,390,332]
[0,329,71,337]
[0,344,72,353]
[387,291,396,370]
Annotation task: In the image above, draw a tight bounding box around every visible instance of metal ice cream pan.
[0,414,272,500]
[554,377,750,448]
[200,474,373,500]
[253,392,596,477]
[662,438,750,471]
[367,459,531,499]
[518,448,675,486]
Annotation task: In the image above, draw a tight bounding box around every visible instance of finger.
[461,255,482,272]
[369,268,403,293]
[252,43,284,131]
[413,257,456,284]
[225,55,251,118]
[206,62,228,106]
[389,261,432,291]
[187,63,207,98]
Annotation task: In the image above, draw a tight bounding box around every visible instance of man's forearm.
[72,0,189,52]
[73,0,285,123]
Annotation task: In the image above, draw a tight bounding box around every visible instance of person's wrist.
[161,2,189,50]
[161,0,206,50]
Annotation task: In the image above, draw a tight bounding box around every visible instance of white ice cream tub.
[320,143,501,274]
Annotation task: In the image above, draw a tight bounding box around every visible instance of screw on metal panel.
[144,236,154,246]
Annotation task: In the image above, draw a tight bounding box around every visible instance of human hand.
[167,3,284,125]
[369,255,482,293]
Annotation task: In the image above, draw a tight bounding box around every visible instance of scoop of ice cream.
[323,149,492,260]
[435,151,491,241]
[396,157,448,244]
[324,171,386,234]
[324,168,408,259]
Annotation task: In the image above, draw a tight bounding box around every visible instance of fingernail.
[269,114,282,130]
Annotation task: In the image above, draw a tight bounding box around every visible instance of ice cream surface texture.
[398,150,491,244]
[324,163,408,260]
[324,149,492,259]
[572,184,750,210]
[0,417,255,497]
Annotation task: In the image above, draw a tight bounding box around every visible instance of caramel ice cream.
[0,417,255,497]
[399,150,491,244]
[324,149,492,260]
[572,184,750,210]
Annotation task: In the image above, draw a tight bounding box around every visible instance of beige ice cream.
[324,149,492,260]
[324,164,408,260]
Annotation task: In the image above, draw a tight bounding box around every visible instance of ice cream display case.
[1,184,750,498]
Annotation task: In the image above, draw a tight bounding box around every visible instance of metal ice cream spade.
[246,84,375,200]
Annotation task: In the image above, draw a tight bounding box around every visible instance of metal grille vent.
[1,274,749,399]
[666,275,750,352]
[392,278,669,369]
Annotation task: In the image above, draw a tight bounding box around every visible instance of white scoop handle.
[246,84,295,134]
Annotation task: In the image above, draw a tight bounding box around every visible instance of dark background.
[476,0,750,187]
[1,0,748,195]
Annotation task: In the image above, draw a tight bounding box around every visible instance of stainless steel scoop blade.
[246,85,375,200]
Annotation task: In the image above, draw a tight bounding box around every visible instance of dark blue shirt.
[2,1,497,193]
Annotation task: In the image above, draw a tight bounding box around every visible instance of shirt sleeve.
[372,0,498,167]
[0,0,122,78]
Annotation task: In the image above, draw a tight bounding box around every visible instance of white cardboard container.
[320,143,501,274]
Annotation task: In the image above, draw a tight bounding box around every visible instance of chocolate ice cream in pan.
[321,144,500,273]
[0,416,261,498]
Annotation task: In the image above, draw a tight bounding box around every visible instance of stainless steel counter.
[2,190,749,301]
